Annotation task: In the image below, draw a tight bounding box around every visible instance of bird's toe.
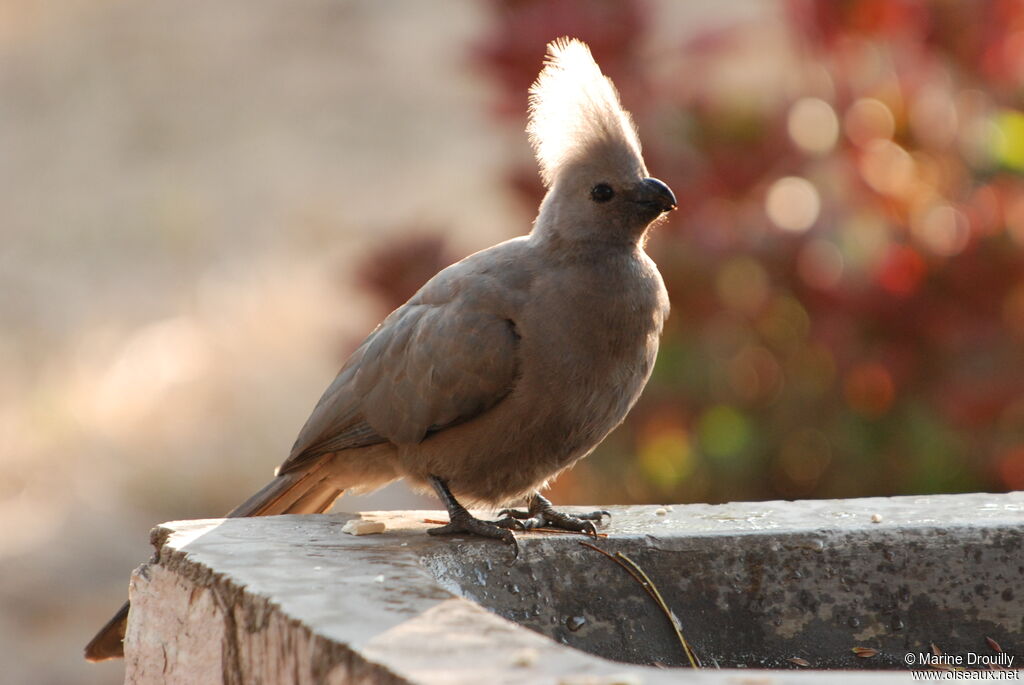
[496,507,532,520]
[428,511,521,558]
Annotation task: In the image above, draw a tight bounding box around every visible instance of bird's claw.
[498,502,611,539]
[491,515,527,531]
[427,510,521,560]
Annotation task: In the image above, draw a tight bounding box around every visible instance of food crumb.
[341,519,386,536]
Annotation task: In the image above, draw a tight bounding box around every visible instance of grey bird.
[85,37,675,662]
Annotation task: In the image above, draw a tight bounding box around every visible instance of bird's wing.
[278,338,386,475]
[279,293,520,474]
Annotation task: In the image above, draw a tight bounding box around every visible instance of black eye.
[590,183,614,203]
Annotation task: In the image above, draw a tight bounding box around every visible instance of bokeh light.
[876,245,926,296]
[638,412,695,491]
[910,203,969,257]
[844,97,895,146]
[697,404,752,461]
[859,139,916,197]
[765,176,821,232]
[788,97,840,154]
[991,109,1024,171]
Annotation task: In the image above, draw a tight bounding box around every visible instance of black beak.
[635,177,677,214]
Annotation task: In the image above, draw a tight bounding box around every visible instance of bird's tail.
[226,460,342,517]
[83,460,342,662]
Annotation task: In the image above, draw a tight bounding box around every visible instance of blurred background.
[3,0,1024,682]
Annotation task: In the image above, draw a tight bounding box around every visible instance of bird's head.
[528,38,676,244]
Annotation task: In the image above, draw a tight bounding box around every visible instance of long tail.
[83,460,342,662]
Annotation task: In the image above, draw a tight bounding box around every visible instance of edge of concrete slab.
[123,491,1024,684]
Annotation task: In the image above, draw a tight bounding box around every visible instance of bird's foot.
[427,508,522,557]
[427,475,522,559]
[499,493,610,538]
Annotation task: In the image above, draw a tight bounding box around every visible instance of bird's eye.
[590,183,614,203]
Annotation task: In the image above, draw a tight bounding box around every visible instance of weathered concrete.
[124,492,1024,683]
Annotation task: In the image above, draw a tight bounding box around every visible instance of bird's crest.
[528,37,644,188]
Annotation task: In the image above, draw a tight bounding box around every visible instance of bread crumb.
[341,519,386,535]
[512,648,538,667]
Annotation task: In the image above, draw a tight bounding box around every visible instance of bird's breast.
[514,251,667,444]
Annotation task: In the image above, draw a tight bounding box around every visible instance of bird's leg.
[427,475,523,557]
[499,492,610,538]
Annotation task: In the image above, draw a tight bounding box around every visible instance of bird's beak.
[633,177,677,214]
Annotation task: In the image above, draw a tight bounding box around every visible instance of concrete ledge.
[124,492,1024,683]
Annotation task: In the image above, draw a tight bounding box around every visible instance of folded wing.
[280,298,520,474]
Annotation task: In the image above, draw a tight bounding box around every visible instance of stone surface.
[124,492,1024,683]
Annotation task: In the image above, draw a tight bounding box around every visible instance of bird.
[85,36,675,662]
